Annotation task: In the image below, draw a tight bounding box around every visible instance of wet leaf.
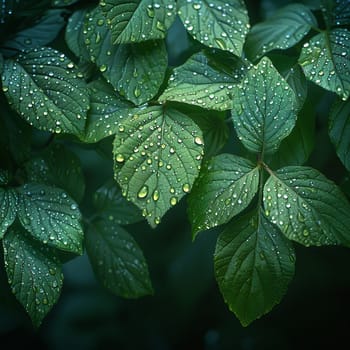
[16,183,84,254]
[159,52,247,111]
[1,47,90,136]
[245,4,317,62]
[86,219,153,298]
[329,97,350,171]
[83,79,137,143]
[214,210,295,327]
[188,154,259,238]
[113,105,204,227]
[231,57,298,154]
[25,143,85,203]
[100,0,176,44]
[299,29,350,100]
[3,225,63,328]
[0,188,17,238]
[321,0,350,27]
[264,166,350,247]
[94,179,143,225]
[1,10,66,56]
[178,0,249,56]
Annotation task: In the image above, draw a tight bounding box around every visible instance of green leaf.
[94,179,143,225]
[214,210,295,326]
[0,93,32,165]
[232,57,298,154]
[299,29,350,100]
[188,154,259,237]
[83,79,137,143]
[3,225,63,327]
[178,0,249,55]
[284,64,308,110]
[329,97,350,171]
[263,166,350,247]
[85,219,153,298]
[99,0,176,44]
[184,107,229,158]
[25,143,85,203]
[321,0,350,27]
[1,10,66,56]
[17,183,84,254]
[52,0,79,6]
[0,188,17,238]
[265,103,315,168]
[244,4,317,62]
[0,169,10,185]
[1,47,90,136]
[159,52,246,111]
[113,105,204,227]
[65,8,91,62]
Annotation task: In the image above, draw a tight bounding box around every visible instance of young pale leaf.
[159,52,246,111]
[82,7,168,105]
[25,143,85,203]
[263,166,350,247]
[329,98,350,171]
[1,10,66,56]
[321,0,350,27]
[83,79,137,143]
[232,57,298,155]
[244,4,317,62]
[99,0,176,44]
[299,29,350,101]
[17,183,84,254]
[94,179,143,225]
[1,47,89,136]
[113,105,204,227]
[86,219,153,298]
[3,225,63,327]
[0,188,17,238]
[214,210,295,327]
[188,154,259,238]
[178,0,249,56]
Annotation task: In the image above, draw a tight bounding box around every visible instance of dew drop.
[116,154,125,163]
[153,189,160,201]
[137,185,148,199]
[182,183,190,193]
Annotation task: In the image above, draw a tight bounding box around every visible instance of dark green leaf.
[265,103,315,168]
[1,47,90,136]
[83,79,137,143]
[321,0,350,27]
[245,4,317,62]
[86,219,153,298]
[1,10,66,56]
[0,94,32,165]
[299,29,350,100]
[178,0,249,56]
[188,154,259,237]
[113,105,204,227]
[159,52,246,111]
[25,143,85,203]
[100,0,176,44]
[17,183,84,254]
[264,166,350,247]
[214,210,295,326]
[3,225,63,327]
[232,57,298,154]
[65,8,91,62]
[284,64,308,110]
[329,97,350,171]
[0,187,17,238]
[185,108,229,158]
[94,179,143,225]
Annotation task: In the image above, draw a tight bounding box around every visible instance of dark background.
[1,0,350,349]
